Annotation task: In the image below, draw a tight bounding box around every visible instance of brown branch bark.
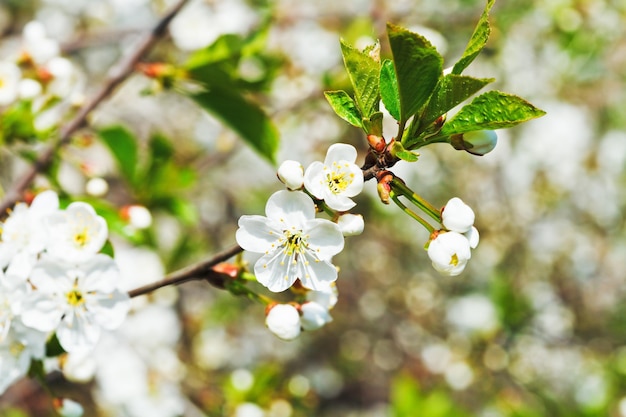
[0,0,190,215]
[127,244,243,298]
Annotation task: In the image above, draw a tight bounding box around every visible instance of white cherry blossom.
[304,143,364,211]
[236,190,344,292]
[0,321,47,394]
[441,197,475,233]
[0,190,59,278]
[0,61,21,106]
[427,231,472,276]
[265,304,301,340]
[21,254,130,352]
[43,202,108,264]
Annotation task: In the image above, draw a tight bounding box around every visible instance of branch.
[0,0,190,215]
[128,244,243,298]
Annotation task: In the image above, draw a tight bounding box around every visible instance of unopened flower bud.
[121,205,152,229]
[427,231,472,276]
[367,134,386,153]
[336,213,364,236]
[441,197,475,233]
[265,303,301,340]
[53,398,84,417]
[277,160,304,190]
[85,177,109,197]
[300,301,332,331]
[450,130,497,156]
[376,171,394,205]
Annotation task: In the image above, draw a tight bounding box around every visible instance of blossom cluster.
[0,191,130,394]
[427,197,480,276]
[236,144,364,339]
[0,21,84,132]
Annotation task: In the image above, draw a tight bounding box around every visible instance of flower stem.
[390,191,436,234]
[390,177,441,223]
[225,279,273,305]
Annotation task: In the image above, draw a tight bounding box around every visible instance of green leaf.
[452,0,496,75]
[386,23,443,123]
[191,88,279,164]
[441,90,546,135]
[340,40,380,117]
[324,90,363,127]
[98,126,138,185]
[380,59,400,121]
[185,34,245,71]
[421,74,494,128]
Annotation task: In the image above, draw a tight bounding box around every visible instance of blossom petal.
[323,193,356,211]
[81,254,122,293]
[29,190,59,218]
[89,290,131,330]
[303,161,326,199]
[265,190,315,227]
[57,311,101,352]
[342,164,364,197]
[236,215,281,253]
[324,143,357,165]
[254,251,296,292]
[297,256,338,291]
[305,219,344,260]
[20,293,63,331]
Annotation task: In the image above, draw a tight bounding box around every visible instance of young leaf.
[452,0,496,75]
[362,111,384,137]
[340,40,381,118]
[324,90,363,127]
[440,90,546,135]
[380,59,400,121]
[390,140,419,162]
[421,75,494,128]
[98,126,138,185]
[386,23,443,123]
[191,88,278,164]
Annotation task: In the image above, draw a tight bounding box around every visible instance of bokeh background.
[1,0,626,416]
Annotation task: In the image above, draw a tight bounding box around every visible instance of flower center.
[449,253,459,266]
[283,229,307,255]
[72,227,90,247]
[66,288,85,306]
[9,340,25,357]
[326,162,354,194]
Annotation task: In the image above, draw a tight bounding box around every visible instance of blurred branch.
[61,28,145,54]
[0,0,190,215]
[128,244,243,298]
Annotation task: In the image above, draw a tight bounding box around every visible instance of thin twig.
[128,244,243,298]
[0,0,190,215]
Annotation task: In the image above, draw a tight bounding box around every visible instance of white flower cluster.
[427,197,480,276]
[0,191,130,394]
[236,143,364,339]
[0,21,85,131]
